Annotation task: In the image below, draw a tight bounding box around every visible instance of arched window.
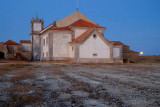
[93,34,97,38]
[43,53,44,57]
[44,39,45,46]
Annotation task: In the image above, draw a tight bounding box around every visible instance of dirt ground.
[0,62,160,107]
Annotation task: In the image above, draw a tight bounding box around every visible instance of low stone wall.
[137,56,160,63]
[21,52,32,60]
[123,53,139,63]
[72,58,114,63]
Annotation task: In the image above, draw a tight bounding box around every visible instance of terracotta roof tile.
[123,49,139,53]
[20,40,31,44]
[0,42,4,44]
[71,29,94,43]
[3,40,20,45]
[49,26,71,31]
[40,26,71,35]
[110,41,129,46]
[69,19,104,28]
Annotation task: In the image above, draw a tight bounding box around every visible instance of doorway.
[0,52,4,59]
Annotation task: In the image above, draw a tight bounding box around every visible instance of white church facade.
[23,10,132,63]
[29,10,124,63]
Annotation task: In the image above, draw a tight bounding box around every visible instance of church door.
[0,52,4,59]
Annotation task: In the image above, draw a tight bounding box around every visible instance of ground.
[0,62,160,107]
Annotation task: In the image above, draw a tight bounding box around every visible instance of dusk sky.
[0,0,160,55]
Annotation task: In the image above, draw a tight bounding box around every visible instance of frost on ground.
[0,63,160,107]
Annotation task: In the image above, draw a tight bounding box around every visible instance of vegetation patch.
[10,75,34,82]
[8,93,42,106]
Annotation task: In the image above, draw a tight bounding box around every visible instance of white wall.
[113,47,120,58]
[33,23,42,32]
[41,33,49,57]
[74,28,87,38]
[22,44,31,52]
[69,45,75,58]
[53,32,72,58]
[32,35,41,60]
[79,32,110,58]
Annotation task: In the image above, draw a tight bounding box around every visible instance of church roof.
[56,11,97,27]
[40,26,71,34]
[20,40,31,44]
[69,19,104,28]
[3,40,20,45]
[110,41,129,46]
[123,49,139,53]
[50,26,71,31]
[0,42,4,44]
[71,29,94,43]
[40,11,104,34]
[71,29,111,46]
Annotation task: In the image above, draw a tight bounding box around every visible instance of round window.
[93,34,97,38]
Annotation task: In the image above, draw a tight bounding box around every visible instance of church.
[0,10,139,63]
[28,10,139,63]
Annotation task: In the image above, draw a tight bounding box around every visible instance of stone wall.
[122,46,139,63]
[79,31,110,59]
[0,44,31,60]
[123,52,139,63]
[137,56,160,63]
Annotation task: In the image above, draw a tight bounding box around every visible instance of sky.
[0,0,160,56]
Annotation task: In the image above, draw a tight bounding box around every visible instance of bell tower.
[30,14,44,61]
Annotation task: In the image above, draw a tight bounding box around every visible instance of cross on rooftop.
[77,0,79,11]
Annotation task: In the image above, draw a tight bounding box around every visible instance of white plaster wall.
[113,47,120,58]
[42,33,49,57]
[79,33,110,58]
[22,44,31,52]
[75,29,87,38]
[69,45,75,58]
[32,35,41,59]
[33,23,42,31]
[53,32,72,58]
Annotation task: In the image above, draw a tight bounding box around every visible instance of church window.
[93,53,97,56]
[93,34,97,38]
[46,37,48,45]
[44,39,45,46]
[46,52,48,57]
[43,53,44,57]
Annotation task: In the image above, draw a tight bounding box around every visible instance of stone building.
[0,40,31,60]
[1,10,138,63]
[23,10,138,63]
[110,41,139,62]
[0,42,5,59]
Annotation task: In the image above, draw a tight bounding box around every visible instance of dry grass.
[8,82,40,94]
[8,93,42,106]
[1,64,35,82]
[9,64,32,68]
[0,63,32,71]
[1,63,42,106]
[0,64,14,76]
[10,74,34,82]
[0,63,159,106]
[116,65,154,71]
[33,65,40,68]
